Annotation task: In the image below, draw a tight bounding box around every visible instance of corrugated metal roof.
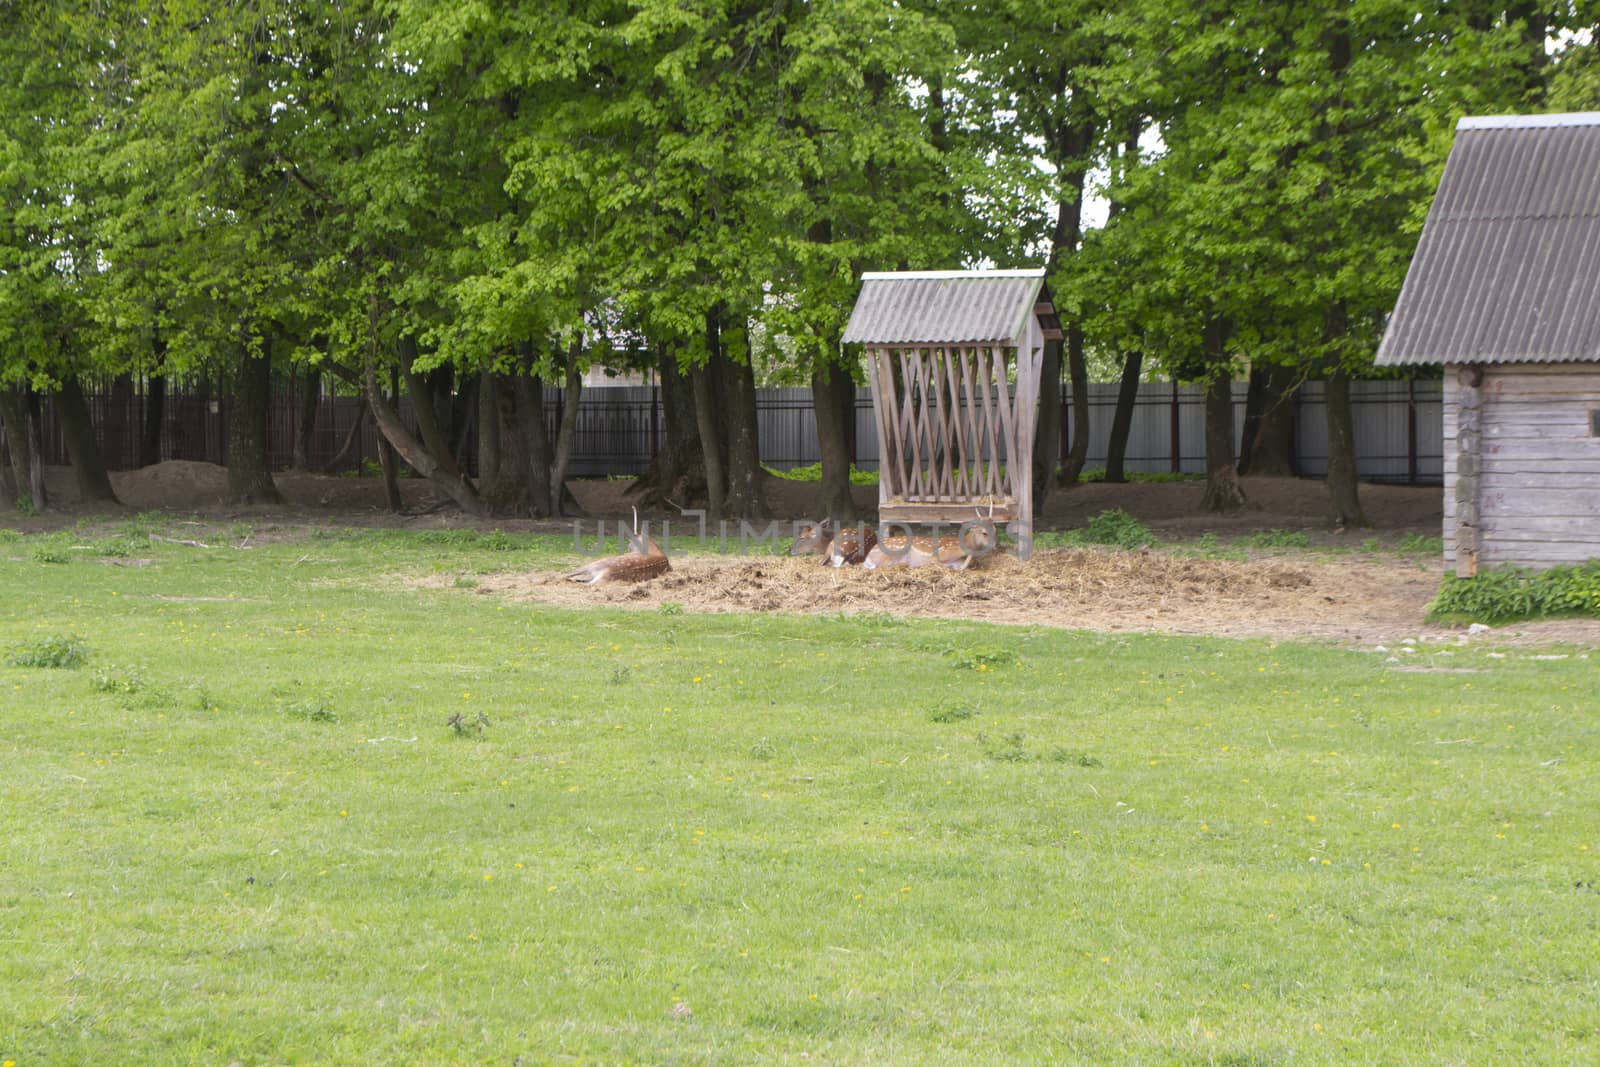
[1376,113,1600,367]
[842,270,1048,345]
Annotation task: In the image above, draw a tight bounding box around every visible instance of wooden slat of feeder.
[880,500,1017,524]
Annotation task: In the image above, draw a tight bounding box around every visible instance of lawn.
[2,521,1597,1065]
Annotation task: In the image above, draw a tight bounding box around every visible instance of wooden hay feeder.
[843,269,1061,534]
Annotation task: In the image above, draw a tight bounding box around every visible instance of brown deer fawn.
[788,520,878,566]
[565,509,672,584]
[861,511,997,572]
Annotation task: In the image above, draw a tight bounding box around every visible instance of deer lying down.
[566,511,672,584]
[788,520,878,566]
[861,519,997,572]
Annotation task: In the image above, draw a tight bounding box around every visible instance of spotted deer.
[565,509,672,584]
[788,520,878,566]
[861,512,997,572]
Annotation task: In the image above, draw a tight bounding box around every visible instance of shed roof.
[842,269,1055,346]
[1375,111,1600,367]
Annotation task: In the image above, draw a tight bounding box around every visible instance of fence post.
[1169,380,1181,473]
[1406,377,1418,485]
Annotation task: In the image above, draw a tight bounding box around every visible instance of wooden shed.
[1376,112,1600,576]
[841,269,1061,537]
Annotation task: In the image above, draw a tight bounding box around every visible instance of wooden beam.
[1455,364,1483,578]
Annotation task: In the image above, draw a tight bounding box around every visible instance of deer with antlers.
[565,509,672,584]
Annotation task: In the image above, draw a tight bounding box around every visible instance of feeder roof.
[842,269,1055,346]
[1376,111,1600,367]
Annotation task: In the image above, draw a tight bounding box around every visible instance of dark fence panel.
[33,377,1445,485]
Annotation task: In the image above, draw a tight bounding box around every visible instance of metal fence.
[34,378,1444,484]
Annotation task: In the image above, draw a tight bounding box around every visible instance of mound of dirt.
[465,549,1450,643]
[111,460,230,508]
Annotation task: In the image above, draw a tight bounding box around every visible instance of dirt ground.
[19,461,1600,648]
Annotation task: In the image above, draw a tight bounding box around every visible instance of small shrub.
[91,668,146,694]
[448,711,489,739]
[1427,562,1600,624]
[929,703,980,723]
[608,665,632,686]
[31,543,70,564]
[659,602,685,616]
[948,645,1019,671]
[984,732,1032,763]
[8,634,89,669]
[0,528,21,543]
[286,700,339,723]
[1080,509,1158,550]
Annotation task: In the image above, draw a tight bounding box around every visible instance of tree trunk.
[57,376,120,505]
[1104,348,1144,482]
[1045,115,1095,487]
[25,390,47,511]
[0,421,14,506]
[1032,336,1062,508]
[691,314,729,522]
[811,356,859,522]
[401,336,460,476]
[547,352,584,518]
[451,370,477,471]
[1060,324,1091,484]
[1241,363,1298,476]
[293,366,321,470]
[1200,371,1245,512]
[226,339,282,504]
[140,372,165,467]
[720,314,768,521]
[1199,315,1244,512]
[483,363,559,518]
[1325,369,1367,527]
[1,385,36,511]
[476,368,500,489]
[628,346,706,509]
[362,336,484,515]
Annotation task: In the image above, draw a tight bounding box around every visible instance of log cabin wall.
[1443,362,1600,568]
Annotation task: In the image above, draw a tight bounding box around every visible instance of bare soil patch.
[451,550,1600,648]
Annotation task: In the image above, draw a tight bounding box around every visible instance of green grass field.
[2,521,1597,1064]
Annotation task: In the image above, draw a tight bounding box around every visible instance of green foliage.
[285,699,339,724]
[30,542,70,564]
[946,645,1018,671]
[1081,509,1159,550]
[1397,533,1445,556]
[446,711,489,739]
[764,463,879,487]
[90,668,147,695]
[1077,467,1200,485]
[928,702,980,723]
[7,634,89,669]
[1428,562,1600,624]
